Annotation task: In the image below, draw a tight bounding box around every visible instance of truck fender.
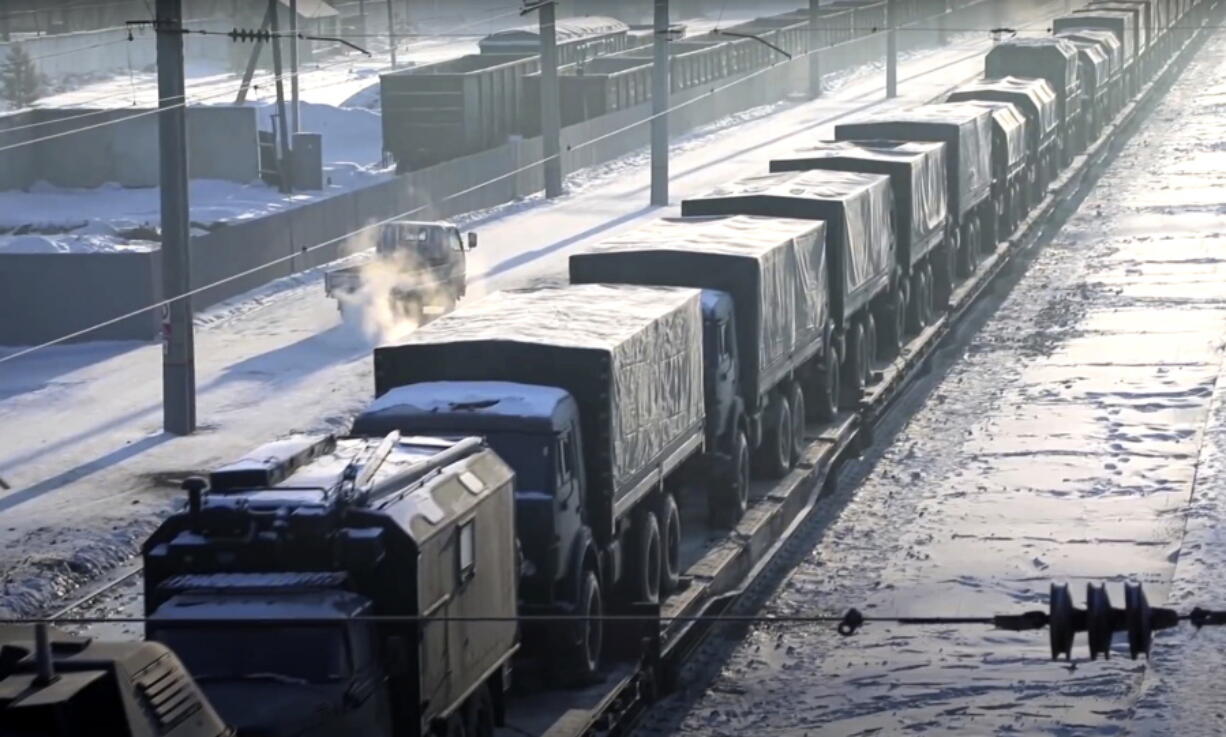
[563,526,600,607]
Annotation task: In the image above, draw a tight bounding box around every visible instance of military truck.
[946,76,1061,200]
[770,139,949,341]
[1084,1,1154,76]
[681,169,895,409]
[568,215,832,519]
[1058,35,1112,141]
[1056,28,1125,118]
[0,623,230,737]
[1057,12,1137,95]
[365,284,708,678]
[948,100,1029,239]
[985,38,1083,162]
[324,221,476,323]
[142,433,518,737]
[835,104,994,299]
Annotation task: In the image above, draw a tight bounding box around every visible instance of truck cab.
[325,221,477,321]
[142,433,519,737]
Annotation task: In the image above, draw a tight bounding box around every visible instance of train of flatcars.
[3,2,1211,736]
[380,0,995,169]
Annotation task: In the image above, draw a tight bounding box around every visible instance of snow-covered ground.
[0,11,763,255]
[632,25,1226,737]
[0,2,1062,621]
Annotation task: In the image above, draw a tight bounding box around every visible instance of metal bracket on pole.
[650,0,669,207]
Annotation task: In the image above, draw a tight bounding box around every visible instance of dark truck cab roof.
[681,169,893,327]
[770,139,947,269]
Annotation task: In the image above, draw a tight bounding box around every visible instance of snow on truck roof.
[586,214,826,258]
[397,283,702,352]
[949,76,1059,135]
[363,381,572,421]
[696,168,891,202]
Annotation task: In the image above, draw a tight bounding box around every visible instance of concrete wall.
[0,106,259,189]
[0,252,160,345]
[0,20,234,81]
[0,0,1007,346]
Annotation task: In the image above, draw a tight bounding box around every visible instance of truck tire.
[463,684,495,737]
[788,381,806,464]
[862,314,877,387]
[711,430,750,528]
[810,346,839,423]
[754,392,793,478]
[840,323,865,410]
[559,570,603,683]
[879,289,905,359]
[657,493,681,595]
[959,219,980,277]
[629,510,662,604]
[908,271,928,334]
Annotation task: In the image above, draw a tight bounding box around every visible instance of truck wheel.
[629,510,662,604]
[788,381,806,465]
[754,392,792,478]
[862,314,877,387]
[811,347,839,423]
[463,685,495,737]
[657,493,681,595]
[711,430,750,528]
[960,219,980,277]
[839,323,864,410]
[879,290,904,359]
[920,265,936,325]
[907,272,927,334]
[560,571,603,682]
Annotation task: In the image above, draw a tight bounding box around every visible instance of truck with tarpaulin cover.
[568,215,831,519]
[948,100,1029,239]
[769,139,948,343]
[946,76,1061,199]
[680,169,895,410]
[1057,12,1137,95]
[833,103,994,302]
[1056,28,1125,118]
[366,284,709,680]
[1059,36,1112,140]
[142,433,519,737]
[985,37,1084,161]
[1086,0,1157,74]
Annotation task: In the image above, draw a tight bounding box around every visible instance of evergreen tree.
[1,43,43,109]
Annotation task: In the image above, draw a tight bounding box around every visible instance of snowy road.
[0,4,1062,618]
[638,25,1226,737]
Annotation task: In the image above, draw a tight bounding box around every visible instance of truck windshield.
[482,432,552,492]
[152,625,350,684]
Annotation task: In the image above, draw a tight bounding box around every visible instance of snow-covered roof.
[363,381,571,421]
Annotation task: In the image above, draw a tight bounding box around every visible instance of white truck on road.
[324,221,477,322]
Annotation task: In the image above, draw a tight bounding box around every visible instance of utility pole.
[650,0,669,206]
[358,0,368,37]
[268,0,293,192]
[808,0,821,99]
[539,1,564,198]
[155,0,196,435]
[387,0,397,68]
[290,0,300,133]
[885,0,897,99]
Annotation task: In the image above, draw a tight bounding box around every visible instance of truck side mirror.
[466,232,478,250]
